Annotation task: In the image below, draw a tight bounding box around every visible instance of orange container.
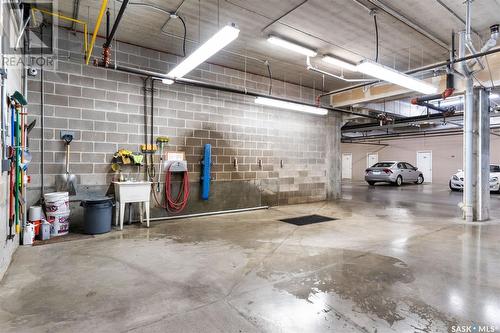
[32,220,41,235]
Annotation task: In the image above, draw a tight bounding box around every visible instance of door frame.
[416,150,432,183]
[366,152,378,168]
[342,153,353,179]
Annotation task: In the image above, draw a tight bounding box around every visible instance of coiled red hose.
[164,165,190,213]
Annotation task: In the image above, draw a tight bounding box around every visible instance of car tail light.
[365,168,370,173]
[383,168,393,174]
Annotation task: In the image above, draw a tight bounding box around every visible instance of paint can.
[44,192,70,237]
[48,213,70,236]
[44,192,70,214]
[22,224,35,246]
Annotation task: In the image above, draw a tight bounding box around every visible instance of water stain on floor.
[257,249,457,332]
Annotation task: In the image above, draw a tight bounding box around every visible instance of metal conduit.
[96,62,379,120]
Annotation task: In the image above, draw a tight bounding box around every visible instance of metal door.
[416,151,432,183]
[342,153,352,179]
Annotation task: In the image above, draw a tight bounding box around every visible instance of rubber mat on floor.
[279,214,337,226]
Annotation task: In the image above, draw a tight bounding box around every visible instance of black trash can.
[80,197,113,234]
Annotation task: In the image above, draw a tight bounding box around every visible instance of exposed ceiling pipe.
[319,46,500,99]
[461,0,483,72]
[434,0,481,38]
[94,62,379,120]
[342,112,466,132]
[71,0,80,31]
[411,73,455,113]
[365,0,449,50]
[103,0,129,49]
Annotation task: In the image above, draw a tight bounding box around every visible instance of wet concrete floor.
[1,182,500,332]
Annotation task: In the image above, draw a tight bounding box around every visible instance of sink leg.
[139,202,144,224]
[145,201,150,228]
[115,201,119,226]
[119,202,126,230]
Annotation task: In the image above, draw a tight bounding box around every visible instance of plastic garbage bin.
[80,197,113,234]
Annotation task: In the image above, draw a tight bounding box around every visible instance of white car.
[449,164,500,192]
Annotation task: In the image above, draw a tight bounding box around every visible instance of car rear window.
[373,162,394,168]
[490,165,500,172]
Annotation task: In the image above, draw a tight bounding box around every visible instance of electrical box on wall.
[163,151,188,172]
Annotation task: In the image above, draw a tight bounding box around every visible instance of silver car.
[365,161,424,186]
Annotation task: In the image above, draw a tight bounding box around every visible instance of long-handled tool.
[155,137,169,192]
[7,102,15,240]
[56,134,77,195]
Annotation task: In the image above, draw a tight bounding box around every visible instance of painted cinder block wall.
[26,28,340,222]
[341,134,500,184]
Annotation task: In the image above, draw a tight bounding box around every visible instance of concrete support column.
[326,112,342,200]
[463,87,490,221]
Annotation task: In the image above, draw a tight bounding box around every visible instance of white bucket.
[44,192,70,236]
[48,212,70,236]
[44,192,70,215]
[29,206,43,221]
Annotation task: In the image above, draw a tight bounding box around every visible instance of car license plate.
[373,171,381,175]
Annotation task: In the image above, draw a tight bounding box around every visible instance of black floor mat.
[279,214,337,226]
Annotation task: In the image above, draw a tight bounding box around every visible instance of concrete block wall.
[26,28,335,219]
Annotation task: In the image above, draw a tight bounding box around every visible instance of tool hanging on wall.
[55,133,77,195]
[200,144,212,200]
[140,143,157,182]
[7,91,28,239]
[155,136,169,192]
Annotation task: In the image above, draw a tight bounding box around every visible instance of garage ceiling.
[57,0,500,91]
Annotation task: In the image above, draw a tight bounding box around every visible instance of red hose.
[152,164,190,214]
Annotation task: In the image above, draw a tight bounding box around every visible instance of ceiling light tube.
[267,35,317,57]
[255,97,327,115]
[322,55,358,72]
[357,59,438,95]
[163,24,240,84]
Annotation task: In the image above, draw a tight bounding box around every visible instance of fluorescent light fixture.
[357,59,438,95]
[267,35,317,57]
[322,55,357,72]
[255,97,327,115]
[164,24,240,83]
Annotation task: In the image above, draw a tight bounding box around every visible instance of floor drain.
[279,214,337,226]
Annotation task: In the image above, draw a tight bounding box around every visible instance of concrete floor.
[1,182,500,332]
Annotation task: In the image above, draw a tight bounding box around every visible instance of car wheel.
[367,181,375,186]
[415,175,424,184]
[395,176,402,186]
[449,180,459,192]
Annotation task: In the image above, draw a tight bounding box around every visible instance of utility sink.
[112,181,152,230]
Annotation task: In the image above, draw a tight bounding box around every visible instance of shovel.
[56,134,77,195]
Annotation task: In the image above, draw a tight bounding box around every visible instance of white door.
[416,151,432,183]
[367,153,378,168]
[342,153,352,179]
